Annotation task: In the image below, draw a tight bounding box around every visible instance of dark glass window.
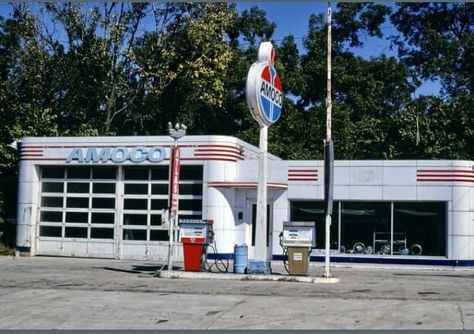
[92,213,115,224]
[124,199,147,210]
[340,202,390,255]
[92,183,115,194]
[180,166,203,181]
[42,167,64,179]
[66,197,89,208]
[394,202,446,256]
[42,182,64,193]
[150,214,162,226]
[123,229,147,241]
[290,201,339,250]
[179,184,203,195]
[92,198,115,209]
[65,212,88,223]
[123,214,147,225]
[92,167,117,180]
[150,230,168,241]
[151,167,168,180]
[39,226,62,237]
[151,184,168,195]
[65,227,88,238]
[151,199,168,211]
[124,168,149,180]
[125,184,148,195]
[67,182,89,193]
[41,197,63,208]
[179,199,202,211]
[91,228,114,239]
[40,211,62,222]
[67,167,90,179]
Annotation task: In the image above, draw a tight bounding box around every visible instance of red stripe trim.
[195,148,241,154]
[208,182,288,189]
[194,153,243,160]
[21,158,65,161]
[22,143,241,150]
[288,173,318,176]
[417,169,474,173]
[22,144,174,149]
[288,169,318,172]
[417,173,474,178]
[417,178,474,183]
[288,178,318,181]
[21,157,236,163]
[21,154,43,157]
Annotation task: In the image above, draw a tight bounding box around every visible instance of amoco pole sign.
[245,42,283,274]
[246,43,283,127]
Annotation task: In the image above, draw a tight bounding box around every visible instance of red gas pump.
[179,219,212,271]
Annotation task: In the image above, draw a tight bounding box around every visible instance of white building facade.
[16,135,474,265]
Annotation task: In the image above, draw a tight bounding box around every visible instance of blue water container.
[233,244,248,274]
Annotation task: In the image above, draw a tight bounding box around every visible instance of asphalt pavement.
[0,256,473,329]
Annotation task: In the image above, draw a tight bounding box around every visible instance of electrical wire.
[202,241,229,273]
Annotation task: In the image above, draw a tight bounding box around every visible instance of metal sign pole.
[253,125,270,273]
[167,140,177,271]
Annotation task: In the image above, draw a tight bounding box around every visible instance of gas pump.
[280,221,316,276]
[178,219,213,272]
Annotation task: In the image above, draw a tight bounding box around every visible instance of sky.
[0,2,442,97]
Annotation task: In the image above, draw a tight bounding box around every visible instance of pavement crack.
[456,302,465,330]
[206,296,249,329]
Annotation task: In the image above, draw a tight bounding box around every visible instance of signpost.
[245,42,283,274]
[324,3,334,278]
[167,122,186,272]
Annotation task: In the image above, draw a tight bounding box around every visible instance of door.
[247,202,272,258]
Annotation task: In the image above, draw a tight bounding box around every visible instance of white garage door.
[36,165,203,259]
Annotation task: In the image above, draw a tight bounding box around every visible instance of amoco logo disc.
[246,42,283,127]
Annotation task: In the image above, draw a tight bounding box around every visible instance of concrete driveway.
[0,256,473,329]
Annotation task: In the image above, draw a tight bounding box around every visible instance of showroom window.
[290,201,339,250]
[393,202,446,256]
[289,200,447,257]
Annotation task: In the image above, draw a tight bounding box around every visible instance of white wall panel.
[452,187,471,212]
[451,235,470,259]
[382,186,417,201]
[382,167,416,186]
[452,211,471,235]
[417,186,452,201]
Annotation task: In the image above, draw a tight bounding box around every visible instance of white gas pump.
[280,221,316,276]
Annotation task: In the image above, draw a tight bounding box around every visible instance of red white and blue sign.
[246,42,283,127]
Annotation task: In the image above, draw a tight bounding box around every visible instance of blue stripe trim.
[206,253,474,266]
[206,253,233,260]
[272,254,474,267]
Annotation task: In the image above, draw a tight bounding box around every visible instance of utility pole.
[324,2,333,278]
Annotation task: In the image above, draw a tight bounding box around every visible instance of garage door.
[36,165,203,259]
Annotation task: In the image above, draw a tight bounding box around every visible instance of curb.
[157,270,340,283]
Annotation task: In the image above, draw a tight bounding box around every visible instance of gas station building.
[16,135,474,265]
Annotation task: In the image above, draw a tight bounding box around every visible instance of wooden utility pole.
[324,2,333,279]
